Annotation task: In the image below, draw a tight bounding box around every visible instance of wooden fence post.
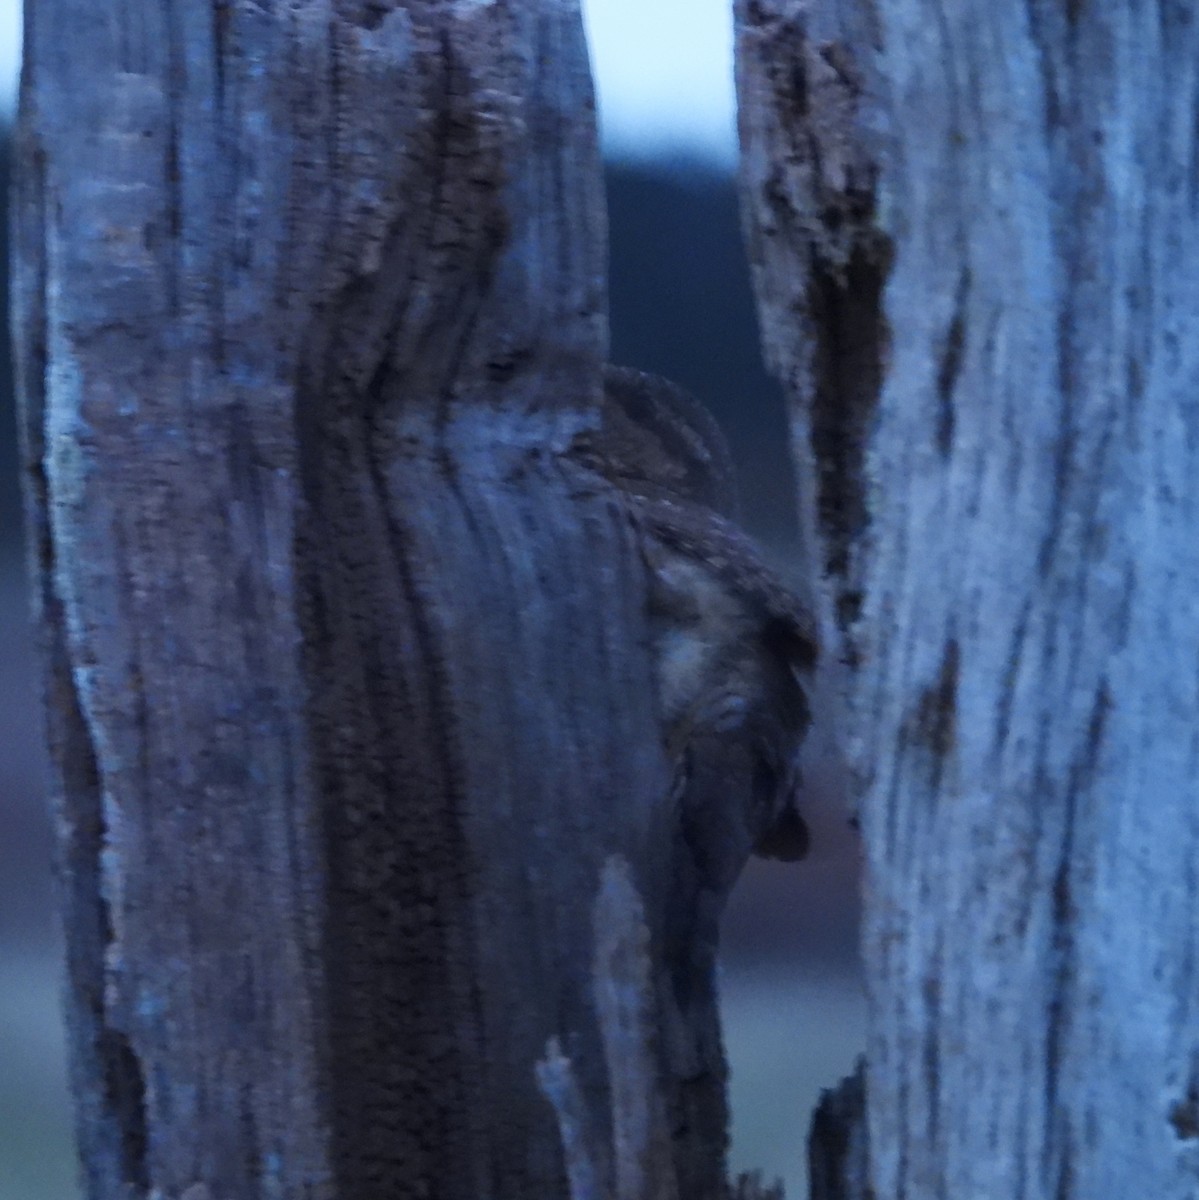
[11,4,724,1195]
[736,3,1199,1197]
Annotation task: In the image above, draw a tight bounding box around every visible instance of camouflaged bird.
[576,365,816,896]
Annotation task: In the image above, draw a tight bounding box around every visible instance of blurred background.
[0,3,864,1197]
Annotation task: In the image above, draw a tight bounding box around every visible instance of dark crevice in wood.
[349,2,392,31]
[100,1028,150,1196]
[239,1081,263,1192]
[909,637,960,793]
[1043,678,1109,1195]
[809,1060,870,1200]
[894,1073,909,1200]
[163,3,183,313]
[485,346,534,385]
[1081,677,1112,773]
[921,931,944,1146]
[834,587,863,635]
[808,234,892,619]
[212,3,229,107]
[1037,417,1075,580]
[935,267,970,457]
[1032,304,1089,580]
[1189,81,1199,216]
[293,403,486,1194]
[1022,0,1065,138]
[1044,790,1076,1127]
[1169,1053,1199,1140]
[994,599,1032,761]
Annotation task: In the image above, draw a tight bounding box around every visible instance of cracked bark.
[13,4,741,1198]
[736,2,1199,1198]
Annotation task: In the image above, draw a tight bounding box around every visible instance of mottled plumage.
[584,366,817,887]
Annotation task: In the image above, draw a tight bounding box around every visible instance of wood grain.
[12,3,737,1196]
[736,2,1199,1197]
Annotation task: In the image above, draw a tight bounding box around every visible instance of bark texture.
[13,3,736,1197]
[737,2,1199,1198]
[808,1064,867,1200]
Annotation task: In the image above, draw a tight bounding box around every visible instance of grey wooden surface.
[737,2,1199,1197]
[11,3,755,1196]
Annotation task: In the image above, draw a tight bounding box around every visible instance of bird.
[580,365,817,895]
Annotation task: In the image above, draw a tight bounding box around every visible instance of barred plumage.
[577,365,817,892]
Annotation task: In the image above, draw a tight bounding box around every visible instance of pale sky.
[0,1,17,115]
[0,2,734,163]
[582,0,736,163]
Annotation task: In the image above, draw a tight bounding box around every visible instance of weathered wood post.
[11,3,769,1196]
[736,2,1199,1197]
